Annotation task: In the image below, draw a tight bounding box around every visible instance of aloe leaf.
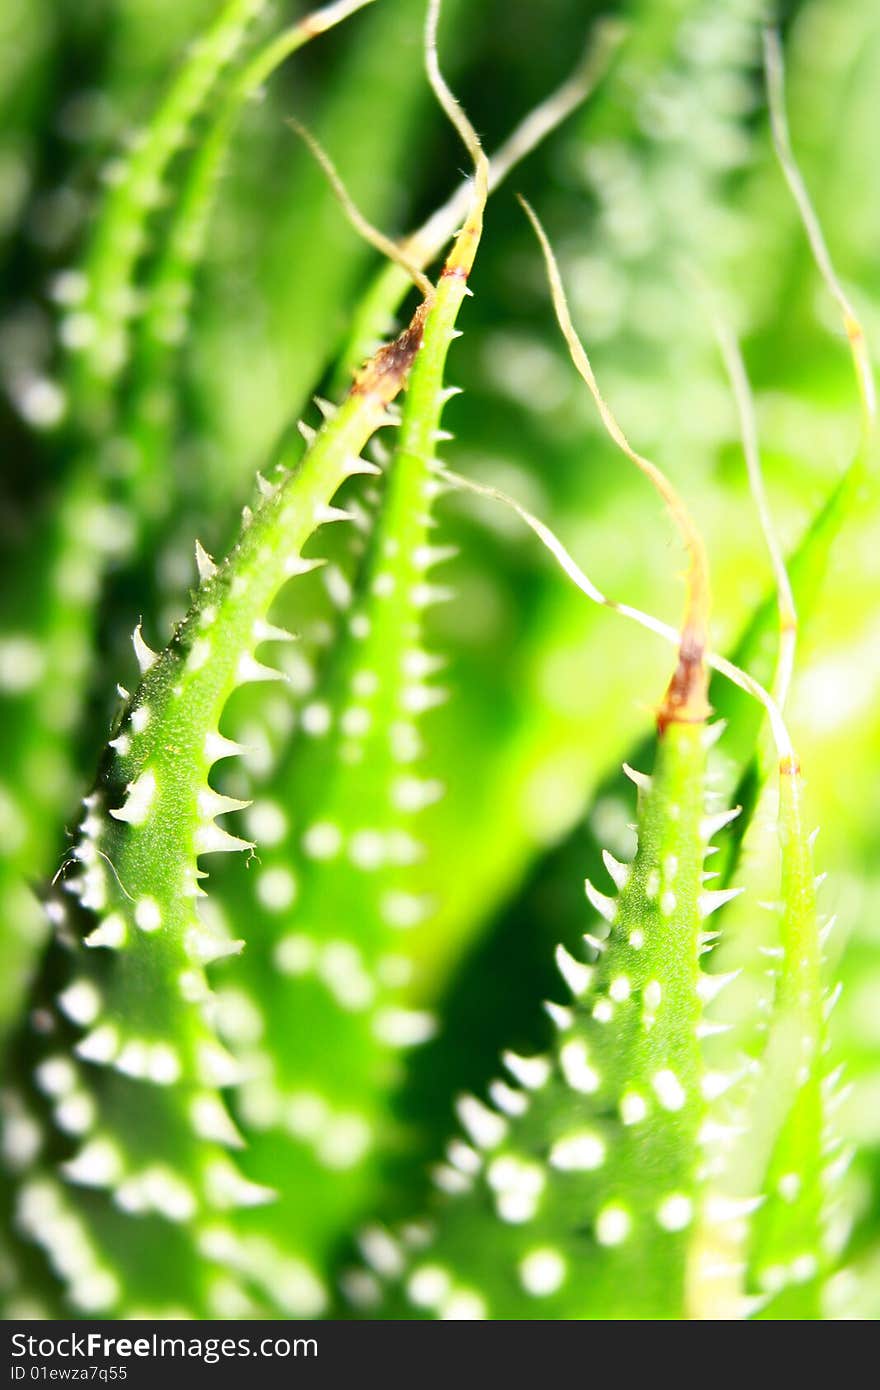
[688,748,831,1319]
[204,399,455,1313]
[63,0,265,428]
[185,0,490,1314]
[206,426,452,1311]
[0,0,371,1040]
[742,759,827,1316]
[0,297,428,1317]
[359,716,727,1319]
[0,0,267,1033]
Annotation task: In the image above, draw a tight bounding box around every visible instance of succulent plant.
[2,0,878,1322]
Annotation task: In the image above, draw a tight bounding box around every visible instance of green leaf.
[65,0,265,427]
[365,720,727,1319]
[2,300,427,1317]
[192,1,492,1312]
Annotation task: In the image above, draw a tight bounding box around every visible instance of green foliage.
[64,0,265,423]
[367,720,724,1319]
[745,762,826,1316]
[2,0,879,1323]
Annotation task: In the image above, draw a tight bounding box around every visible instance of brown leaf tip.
[657,627,711,735]
[351,298,430,403]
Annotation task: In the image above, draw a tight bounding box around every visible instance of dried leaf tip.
[518,195,711,732]
[286,116,434,301]
[425,0,489,284]
[656,627,711,735]
[352,299,430,402]
[298,0,377,42]
[764,26,877,440]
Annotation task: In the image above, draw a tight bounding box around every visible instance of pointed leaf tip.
[132,622,158,674]
[555,943,593,997]
[195,539,217,581]
[601,848,629,890]
[585,878,616,923]
[698,886,745,918]
[623,762,652,791]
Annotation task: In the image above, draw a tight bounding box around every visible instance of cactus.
[2,0,878,1323]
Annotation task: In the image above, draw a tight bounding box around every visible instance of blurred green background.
[2,0,879,1315]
